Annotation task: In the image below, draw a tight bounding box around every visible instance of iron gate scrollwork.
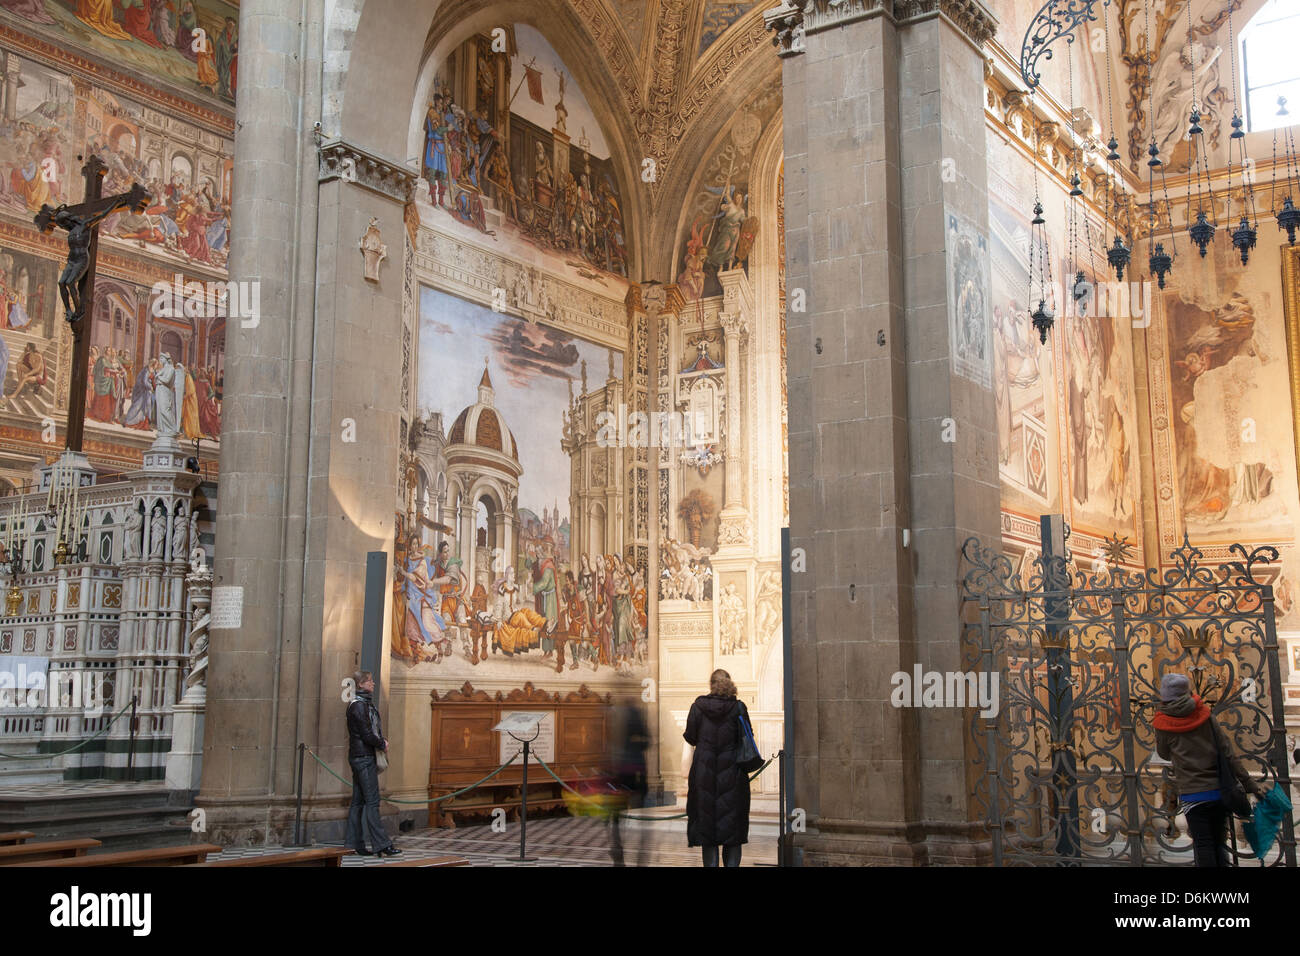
[961,531,1296,866]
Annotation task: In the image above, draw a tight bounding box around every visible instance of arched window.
[1241,0,1300,132]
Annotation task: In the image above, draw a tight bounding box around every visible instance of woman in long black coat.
[684,668,751,866]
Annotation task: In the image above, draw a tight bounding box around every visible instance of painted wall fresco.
[394,285,647,682]
[0,0,239,104]
[673,74,778,305]
[987,134,1143,552]
[0,41,228,476]
[419,25,629,277]
[989,157,1063,520]
[1150,245,1299,546]
[697,1,759,57]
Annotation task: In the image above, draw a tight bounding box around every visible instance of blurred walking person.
[608,699,650,866]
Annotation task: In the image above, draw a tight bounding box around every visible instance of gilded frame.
[1282,246,1300,492]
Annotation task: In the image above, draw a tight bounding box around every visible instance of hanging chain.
[1103,0,1117,245]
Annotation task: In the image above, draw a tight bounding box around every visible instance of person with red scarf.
[1154,673,1267,866]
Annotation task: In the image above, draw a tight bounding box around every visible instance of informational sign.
[210,586,244,629]
[497,710,555,765]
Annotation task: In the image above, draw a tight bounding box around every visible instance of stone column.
[3,56,20,124]
[766,0,1000,865]
[199,0,327,841]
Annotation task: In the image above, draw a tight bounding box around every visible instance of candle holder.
[4,581,22,617]
[53,538,69,566]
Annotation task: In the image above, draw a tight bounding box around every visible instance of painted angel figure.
[704,184,754,272]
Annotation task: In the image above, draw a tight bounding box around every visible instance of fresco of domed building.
[392,284,645,683]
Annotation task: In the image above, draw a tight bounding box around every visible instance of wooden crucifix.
[34,155,150,453]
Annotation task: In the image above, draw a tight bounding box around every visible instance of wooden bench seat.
[0,831,35,846]
[0,838,101,864]
[10,843,222,867]
[192,847,353,867]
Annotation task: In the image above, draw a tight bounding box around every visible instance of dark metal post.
[126,692,138,782]
[518,738,533,862]
[293,742,306,847]
[360,552,388,695]
[780,527,795,864]
[1262,585,1297,866]
[778,748,787,867]
[1041,514,1080,860]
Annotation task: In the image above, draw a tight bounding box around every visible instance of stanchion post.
[519,738,530,861]
[778,748,787,867]
[293,743,306,847]
[127,692,138,782]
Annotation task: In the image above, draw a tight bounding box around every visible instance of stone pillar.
[199,0,328,841]
[3,56,20,124]
[766,0,1000,865]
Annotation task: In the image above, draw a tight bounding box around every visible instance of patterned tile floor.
[209,813,780,868]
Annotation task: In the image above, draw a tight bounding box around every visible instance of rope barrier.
[301,745,775,818]
[0,700,135,759]
[529,750,775,822]
[305,746,519,805]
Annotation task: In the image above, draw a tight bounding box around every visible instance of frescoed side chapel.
[982,0,1300,730]
[0,1,230,783]
[0,8,231,483]
[385,21,788,810]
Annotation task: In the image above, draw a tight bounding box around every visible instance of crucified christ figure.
[52,205,120,324]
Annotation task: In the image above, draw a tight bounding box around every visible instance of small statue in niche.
[149,508,167,559]
[172,511,188,561]
[359,217,387,282]
[123,509,143,561]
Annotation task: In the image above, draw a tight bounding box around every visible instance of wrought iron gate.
[961,525,1296,866]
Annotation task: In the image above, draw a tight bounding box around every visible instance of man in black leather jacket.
[344,671,400,857]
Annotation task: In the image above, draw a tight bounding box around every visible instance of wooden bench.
[9,843,223,867]
[0,838,101,864]
[0,831,35,846]
[192,847,353,867]
[382,855,470,867]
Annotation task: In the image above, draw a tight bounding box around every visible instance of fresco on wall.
[394,285,646,682]
[1061,269,1141,539]
[674,74,778,305]
[988,135,1142,550]
[947,211,992,389]
[698,1,759,57]
[1161,285,1295,541]
[419,25,628,276]
[0,45,227,470]
[988,179,1061,517]
[0,49,233,269]
[0,0,239,103]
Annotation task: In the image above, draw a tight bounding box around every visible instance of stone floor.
[208,812,782,867]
